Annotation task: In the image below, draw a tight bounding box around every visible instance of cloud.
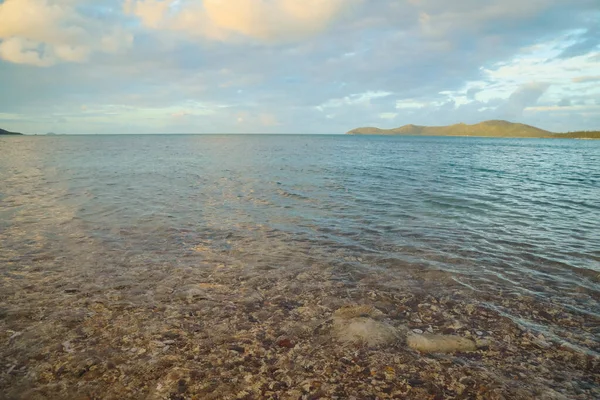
[572,75,600,83]
[413,0,588,40]
[558,98,571,107]
[466,87,482,100]
[124,0,356,42]
[259,113,281,127]
[317,91,393,111]
[500,82,550,119]
[0,37,55,67]
[557,26,600,59]
[123,0,172,29]
[526,104,600,112]
[0,0,132,66]
[171,111,190,118]
[1,0,599,133]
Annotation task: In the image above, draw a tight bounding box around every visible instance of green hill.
[346,120,599,139]
[558,131,600,139]
[0,128,23,135]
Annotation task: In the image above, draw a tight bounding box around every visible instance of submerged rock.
[173,285,214,303]
[332,305,400,347]
[333,317,400,347]
[407,333,477,353]
[276,338,295,348]
[333,304,384,320]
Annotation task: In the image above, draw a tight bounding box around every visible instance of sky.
[0,0,599,134]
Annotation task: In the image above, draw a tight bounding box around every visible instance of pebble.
[295,272,311,281]
[533,338,552,349]
[229,345,245,353]
[407,334,477,353]
[62,341,74,353]
[277,338,295,348]
[412,329,424,334]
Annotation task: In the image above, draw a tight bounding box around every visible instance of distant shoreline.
[349,134,600,140]
[0,128,23,135]
[347,120,600,139]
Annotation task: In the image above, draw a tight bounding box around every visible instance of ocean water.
[2,135,600,320]
[1,134,599,396]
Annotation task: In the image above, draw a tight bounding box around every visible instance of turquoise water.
[1,134,599,353]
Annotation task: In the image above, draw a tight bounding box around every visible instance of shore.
[1,136,598,399]
[1,246,598,399]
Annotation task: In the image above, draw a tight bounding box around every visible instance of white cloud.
[125,0,357,42]
[396,100,426,110]
[0,37,55,67]
[124,0,173,29]
[0,0,133,66]
[526,104,600,112]
[317,91,392,111]
[572,75,600,83]
[415,0,566,37]
[500,82,550,119]
[379,112,397,120]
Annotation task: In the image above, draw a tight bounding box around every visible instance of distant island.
[0,128,23,135]
[347,120,600,139]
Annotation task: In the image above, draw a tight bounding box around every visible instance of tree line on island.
[0,128,23,135]
[346,120,600,139]
[0,129,60,136]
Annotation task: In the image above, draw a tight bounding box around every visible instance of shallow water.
[1,134,599,398]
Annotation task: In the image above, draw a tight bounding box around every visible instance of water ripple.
[1,134,599,353]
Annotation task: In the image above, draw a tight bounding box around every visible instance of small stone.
[162,331,181,340]
[476,331,483,336]
[295,272,311,281]
[62,341,74,353]
[533,338,551,349]
[449,320,464,330]
[333,305,384,320]
[229,345,245,353]
[538,310,553,320]
[412,329,424,334]
[407,334,477,353]
[178,379,187,393]
[277,338,295,348]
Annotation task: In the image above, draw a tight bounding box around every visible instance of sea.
[1,134,599,397]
